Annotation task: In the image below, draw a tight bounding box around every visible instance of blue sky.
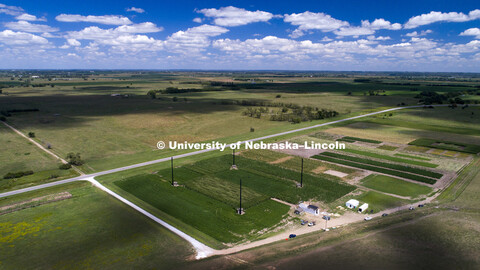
[1,0,479,71]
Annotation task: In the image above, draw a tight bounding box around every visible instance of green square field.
[361,174,433,198]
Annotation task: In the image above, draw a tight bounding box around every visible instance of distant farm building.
[346,199,359,209]
[358,203,369,213]
[298,202,320,215]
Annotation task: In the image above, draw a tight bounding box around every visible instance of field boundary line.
[1,121,85,175]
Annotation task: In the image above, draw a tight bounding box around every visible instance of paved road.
[0,104,466,258]
[1,105,447,199]
[84,177,214,259]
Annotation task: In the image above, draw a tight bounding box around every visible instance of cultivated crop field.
[114,154,355,246]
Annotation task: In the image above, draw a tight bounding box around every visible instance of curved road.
[0,104,465,258]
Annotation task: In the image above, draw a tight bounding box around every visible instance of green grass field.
[115,174,290,245]
[366,107,480,137]
[353,191,409,212]
[361,174,433,198]
[408,138,480,154]
[0,182,193,269]
[0,123,79,192]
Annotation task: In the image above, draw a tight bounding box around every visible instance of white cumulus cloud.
[56,14,133,25]
[334,27,375,37]
[460,28,480,39]
[362,18,402,30]
[4,21,59,33]
[284,12,349,32]
[67,22,163,40]
[165,24,229,53]
[0,3,24,16]
[197,6,273,27]
[126,7,145,13]
[67,38,81,46]
[406,30,433,37]
[0,30,48,45]
[404,9,480,29]
[15,13,46,21]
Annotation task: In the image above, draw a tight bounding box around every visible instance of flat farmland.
[325,121,480,145]
[361,174,433,198]
[366,107,480,136]
[114,154,355,246]
[0,123,79,191]
[0,74,436,175]
[0,182,193,269]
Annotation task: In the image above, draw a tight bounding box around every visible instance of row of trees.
[414,91,472,105]
[242,106,338,124]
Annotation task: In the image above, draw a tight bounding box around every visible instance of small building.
[298,202,320,215]
[358,203,369,213]
[346,199,359,209]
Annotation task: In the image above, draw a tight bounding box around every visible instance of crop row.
[342,136,382,144]
[342,149,438,168]
[321,152,443,179]
[312,155,437,185]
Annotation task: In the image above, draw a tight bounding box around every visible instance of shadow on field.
[249,212,478,270]
[0,94,261,129]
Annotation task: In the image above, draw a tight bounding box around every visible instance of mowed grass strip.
[394,153,431,161]
[320,152,442,179]
[342,149,438,168]
[408,138,480,154]
[312,155,437,185]
[114,174,290,244]
[361,174,433,198]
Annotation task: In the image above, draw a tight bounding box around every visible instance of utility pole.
[239,178,242,211]
[171,157,174,186]
[237,178,244,214]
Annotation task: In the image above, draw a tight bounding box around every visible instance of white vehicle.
[364,216,372,221]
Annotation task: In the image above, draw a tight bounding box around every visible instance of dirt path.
[213,188,445,257]
[1,121,84,175]
[269,156,293,164]
[271,198,297,208]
